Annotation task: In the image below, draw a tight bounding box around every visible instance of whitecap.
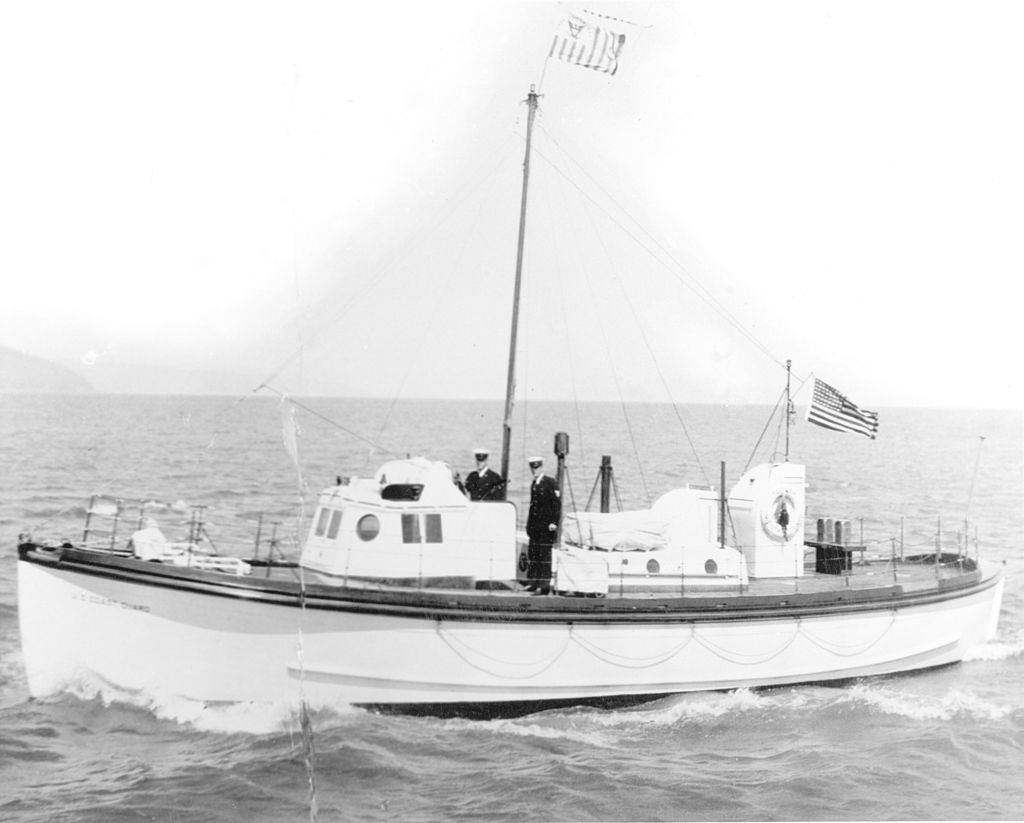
[843,682,1013,722]
[963,635,1024,662]
[441,715,616,748]
[566,688,782,730]
[55,671,359,735]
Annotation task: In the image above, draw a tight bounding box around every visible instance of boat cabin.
[298,453,808,592]
[299,458,517,584]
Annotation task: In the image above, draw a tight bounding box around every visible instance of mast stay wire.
[251,127,521,460]
[546,154,652,506]
[534,122,789,374]
[560,150,712,488]
[366,174,497,465]
[260,385,398,458]
[743,387,788,473]
[255,129,522,395]
[548,184,588,470]
[539,114,709,486]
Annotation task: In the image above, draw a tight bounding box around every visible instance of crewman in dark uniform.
[525,456,560,593]
[464,448,505,501]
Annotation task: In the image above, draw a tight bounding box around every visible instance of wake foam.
[55,672,358,735]
[440,715,617,748]
[548,688,800,730]
[843,683,1014,722]
[963,630,1024,662]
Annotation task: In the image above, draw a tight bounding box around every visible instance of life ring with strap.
[760,492,802,542]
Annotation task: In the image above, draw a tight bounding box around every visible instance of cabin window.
[327,510,343,540]
[399,513,443,543]
[705,558,718,575]
[425,513,443,543]
[356,514,380,541]
[401,513,421,543]
[315,508,330,537]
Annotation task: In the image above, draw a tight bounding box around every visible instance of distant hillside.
[0,346,94,394]
[78,361,261,396]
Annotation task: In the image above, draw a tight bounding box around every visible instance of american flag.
[548,14,626,76]
[806,378,879,439]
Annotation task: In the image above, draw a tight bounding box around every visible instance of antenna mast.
[784,359,792,461]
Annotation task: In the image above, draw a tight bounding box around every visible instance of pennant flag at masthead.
[549,13,626,75]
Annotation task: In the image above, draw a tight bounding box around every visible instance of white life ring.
[761,492,802,542]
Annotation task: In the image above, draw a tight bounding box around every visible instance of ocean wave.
[963,630,1024,662]
[0,647,29,707]
[139,499,193,513]
[147,694,319,735]
[50,674,359,736]
[19,505,87,520]
[964,640,1024,662]
[552,687,799,730]
[439,715,617,749]
[842,682,1014,722]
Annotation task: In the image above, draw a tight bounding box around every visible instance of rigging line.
[612,468,623,512]
[545,164,587,468]
[562,467,578,527]
[369,178,495,455]
[772,410,786,462]
[580,7,654,27]
[584,470,601,511]
[567,158,711,487]
[535,122,767,347]
[292,469,319,823]
[534,124,785,369]
[256,130,522,391]
[551,158,651,505]
[788,369,813,407]
[743,388,787,472]
[277,378,318,820]
[569,160,696,491]
[536,55,552,97]
[259,385,399,457]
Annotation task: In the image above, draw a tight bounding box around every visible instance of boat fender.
[761,492,801,542]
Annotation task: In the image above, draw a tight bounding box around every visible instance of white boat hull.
[18,554,1005,707]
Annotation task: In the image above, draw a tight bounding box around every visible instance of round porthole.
[704,558,718,575]
[646,559,660,574]
[356,514,380,541]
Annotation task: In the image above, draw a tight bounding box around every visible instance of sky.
[1,0,1022,409]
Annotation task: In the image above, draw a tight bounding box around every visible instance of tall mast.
[499,85,540,493]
